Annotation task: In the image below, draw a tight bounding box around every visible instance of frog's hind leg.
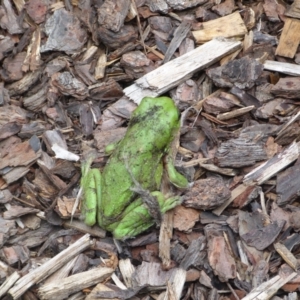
[112,198,155,239]
[112,192,182,240]
[81,168,102,226]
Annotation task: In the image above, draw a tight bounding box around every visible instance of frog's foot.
[158,194,182,213]
[165,156,189,189]
[112,201,155,239]
[111,192,182,240]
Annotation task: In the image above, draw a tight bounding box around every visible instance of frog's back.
[99,97,180,227]
[126,96,180,151]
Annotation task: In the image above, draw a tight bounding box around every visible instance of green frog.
[81,96,188,239]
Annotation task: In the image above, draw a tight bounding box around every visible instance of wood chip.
[192,11,247,43]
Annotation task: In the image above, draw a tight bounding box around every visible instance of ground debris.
[1,0,300,299]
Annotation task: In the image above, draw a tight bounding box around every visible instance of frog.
[80,96,189,240]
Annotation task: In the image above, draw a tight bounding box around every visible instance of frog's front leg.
[165,156,189,188]
[81,164,102,226]
[112,192,181,240]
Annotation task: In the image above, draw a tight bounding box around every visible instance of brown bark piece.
[44,57,69,77]
[120,51,154,79]
[25,0,48,24]
[163,20,191,63]
[0,37,14,61]
[38,162,67,191]
[279,264,300,292]
[0,122,21,141]
[230,86,261,108]
[173,205,200,231]
[41,9,87,54]
[33,169,59,199]
[212,0,236,16]
[1,245,30,265]
[97,0,131,32]
[255,99,284,119]
[148,15,173,34]
[255,83,275,103]
[275,18,300,58]
[232,185,261,208]
[51,160,76,179]
[74,63,97,86]
[170,79,200,110]
[22,214,41,230]
[180,128,206,152]
[0,137,21,156]
[271,77,300,99]
[241,220,285,251]
[0,215,16,236]
[3,206,39,220]
[107,42,136,61]
[276,163,300,206]
[6,70,42,97]
[98,25,138,50]
[263,0,286,22]
[203,96,236,115]
[277,125,300,147]
[0,190,12,204]
[195,7,219,22]
[18,122,46,139]
[264,137,281,160]
[270,202,291,231]
[0,140,38,169]
[238,210,264,237]
[145,0,169,13]
[208,236,237,282]
[252,260,269,288]
[207,57,264,89]
[199,270,213,288]
[216,124,277,168]
[183,177,231,210]
[179,236,207,270]
[285,0,300,18]
[290,211,300,231]
[192,11,247,43]
[3,167,32,186]
[200,211,228,225]
[1,52,26,82]
[23,86,48,112]
[0,0,23,35]
[167,0,208,10]
[89,79,124,101]
[8,222,54,249]
[51,72,88,100]
[57,197,77,218]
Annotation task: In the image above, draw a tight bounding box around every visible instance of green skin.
[81,96,188,240]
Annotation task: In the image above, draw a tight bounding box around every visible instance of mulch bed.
[1,0,300,299]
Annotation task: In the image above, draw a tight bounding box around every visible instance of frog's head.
[129,96,180,150]
[133,96,179,123]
